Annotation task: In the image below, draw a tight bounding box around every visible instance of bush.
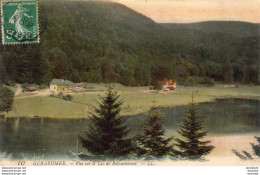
[187,76,195,86]
[202,77,215,86]
[178,76,215,86]
[0,87,14,113]
[39,84,48,89]
[6,81,15,86]
[57,92,64,99]
[152,81,163,90]
[22,83,30,89]
[63,94,72,101]
[178,77,194,86]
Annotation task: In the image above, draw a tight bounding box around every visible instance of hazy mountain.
[162,21,260,38]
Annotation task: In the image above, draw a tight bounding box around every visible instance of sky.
[108,0,260,23]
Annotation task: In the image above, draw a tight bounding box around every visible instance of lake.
[0,98,259,159]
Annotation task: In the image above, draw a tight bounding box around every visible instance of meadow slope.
[5,85,260,118]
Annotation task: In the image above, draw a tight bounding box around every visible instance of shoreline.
[3,96,259,119]
[3,86,260,119]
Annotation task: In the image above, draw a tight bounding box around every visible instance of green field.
[5,85,260,118]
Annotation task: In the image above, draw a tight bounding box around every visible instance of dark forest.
[0,1,259,86]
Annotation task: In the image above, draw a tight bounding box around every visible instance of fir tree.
[80,85,133,160]
[252,136,260,158]
[175,93,214,160]
[136,104,174,159]
[232,136,260,160]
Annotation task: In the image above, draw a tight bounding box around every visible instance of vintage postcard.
[0,0,259,173]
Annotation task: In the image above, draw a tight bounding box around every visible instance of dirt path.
[14,89,161,99]
[14,87,22,96]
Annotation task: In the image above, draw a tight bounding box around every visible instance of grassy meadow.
[4,84,260,118]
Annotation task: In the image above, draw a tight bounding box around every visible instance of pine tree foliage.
[136,108,174,159]
[232,150,248,160]
[0,86,14,113]
[233,136,260,160]
[80,85,133,159]
[251,136,260,158]
[175,96,214,160]
[242,151,254,160]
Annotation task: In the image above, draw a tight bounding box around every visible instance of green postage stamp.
[1,0,39,44]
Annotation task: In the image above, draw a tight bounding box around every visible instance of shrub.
[0,87,14,113]
[57,92,64,99]
[22,83,30,89]
[39,84,48,89]
[202,77,215,86]
[152,81,163,90]
[63,94,73,101]
[187,76,195,86]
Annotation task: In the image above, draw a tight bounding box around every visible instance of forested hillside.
[0,1,259,86]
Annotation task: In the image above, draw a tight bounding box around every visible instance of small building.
[50,79,74,92]
[23,86,36,92]
[161,80,176,91]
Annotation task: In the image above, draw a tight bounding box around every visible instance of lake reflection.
[0,98,259,159]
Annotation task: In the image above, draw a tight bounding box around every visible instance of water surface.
[0,98,259,159]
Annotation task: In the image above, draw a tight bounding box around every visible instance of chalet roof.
[161,80,176,85]
[24,86,36,91]
[50,79,74,86]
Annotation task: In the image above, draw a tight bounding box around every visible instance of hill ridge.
[161,21,260,38]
